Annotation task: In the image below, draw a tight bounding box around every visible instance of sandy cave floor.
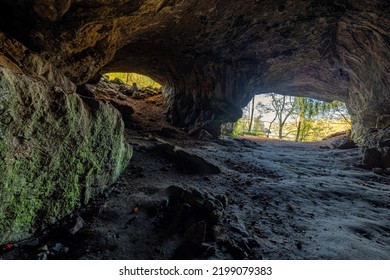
[2,93,390,260]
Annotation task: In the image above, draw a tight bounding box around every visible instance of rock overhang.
[0,0,389,137]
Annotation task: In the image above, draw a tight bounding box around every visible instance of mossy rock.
[0,68,132,244]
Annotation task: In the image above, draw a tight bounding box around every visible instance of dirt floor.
[2,91,390,260]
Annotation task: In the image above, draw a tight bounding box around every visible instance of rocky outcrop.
[0,0,388,138]
[0,33,132,244]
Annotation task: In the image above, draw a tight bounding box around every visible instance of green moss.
[0,68,132,244]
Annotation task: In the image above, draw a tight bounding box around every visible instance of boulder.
[330,137,357,150]
[0,33,132,244]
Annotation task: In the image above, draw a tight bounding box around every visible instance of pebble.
[52,243,64,253]
[37,252,48,260]
[69,216,85,235]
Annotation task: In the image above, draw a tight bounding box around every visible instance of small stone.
[296,241,303,250]
[69,216,85,235]
[37,252,48,260]
[184,221,206,245]
[52,243,63,253]
[38,245,49,252]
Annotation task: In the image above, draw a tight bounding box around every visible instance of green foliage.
[106,72,161,89]
[231,117,266,137]
[292,97,351,141]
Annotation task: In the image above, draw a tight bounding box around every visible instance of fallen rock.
[157,185,227,246]
[154,142,221,174]
[372,168,390,176]
[362,147,390,169]
[189,127,215,140]
[362,148,382,169]
[322,131,349,140]
[184,221,206,245]
[381,147,390,168]
[330,137,357,149]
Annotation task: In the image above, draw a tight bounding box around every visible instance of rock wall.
[1,0,387,139]
[0,33,132,244]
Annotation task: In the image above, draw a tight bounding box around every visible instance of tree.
[294,97,318,142]
[255,100,273,137]
[248,97,255,133]
[268,93,297,139]
[293,97,351,142]
[234,93,351,141]
[253,116,265,135]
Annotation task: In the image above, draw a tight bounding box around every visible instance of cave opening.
[104,72,163,99]
[1,0,390,264]
[230,93,352,142]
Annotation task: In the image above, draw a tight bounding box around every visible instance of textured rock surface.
[0,0,388,137]
[360,127,390,168]
[0,0,389,244]
[0,32,132,244]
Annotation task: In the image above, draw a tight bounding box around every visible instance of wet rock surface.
[2,95,389,260]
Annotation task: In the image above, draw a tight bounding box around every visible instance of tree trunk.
[295,118,302,142]
[278,122,283,139]
[295,101,304,142]
[248,97,255,132]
